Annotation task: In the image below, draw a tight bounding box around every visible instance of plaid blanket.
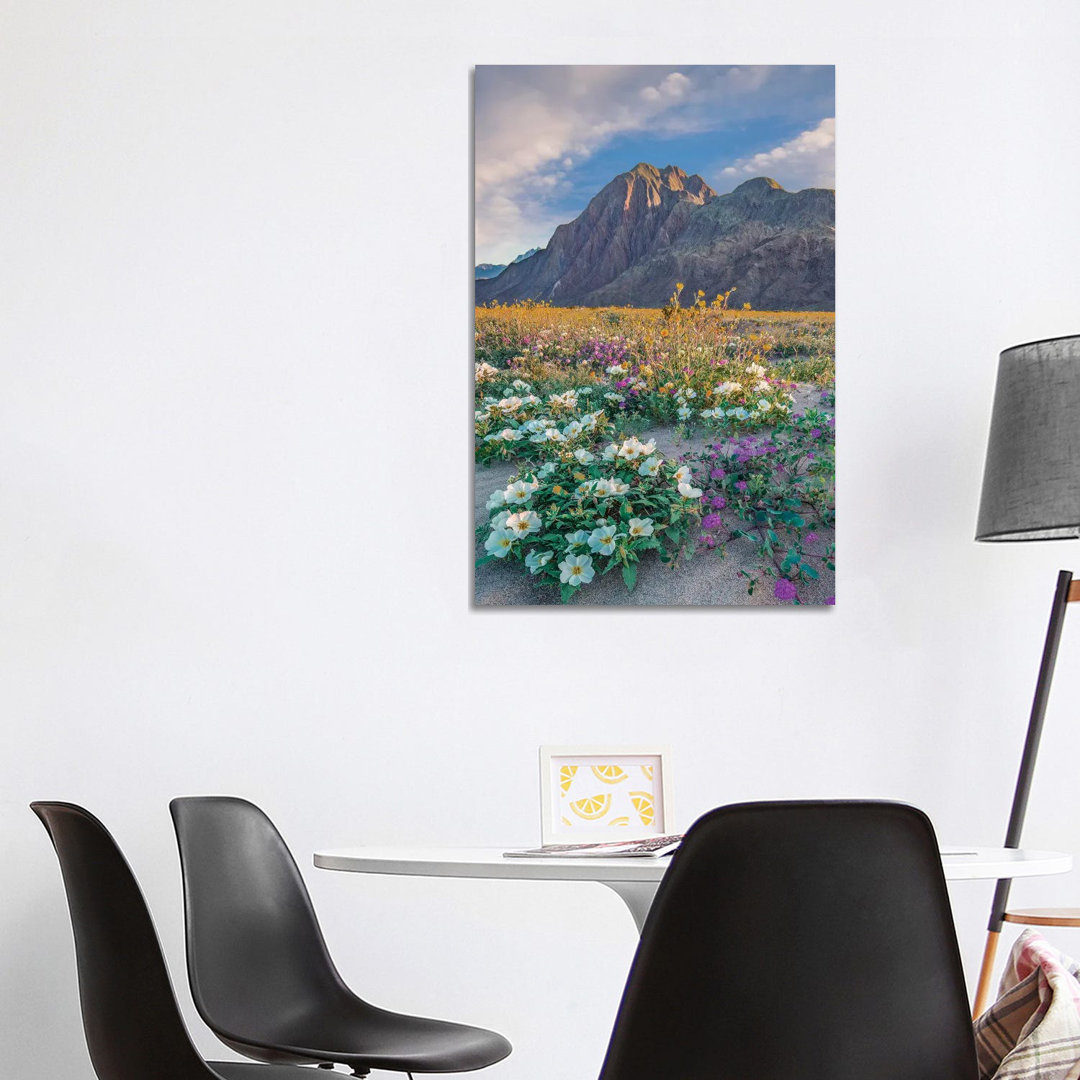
[975,929,1080,1079]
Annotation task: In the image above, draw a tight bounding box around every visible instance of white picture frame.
[539,745,673,845]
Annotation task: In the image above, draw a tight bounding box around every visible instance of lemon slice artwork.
[630,790,655,827]
[609,816,630,827]
[569,793,612,821]
[591,764,628,785]
[559,765,578,794]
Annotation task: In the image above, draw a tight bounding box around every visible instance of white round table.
[314,845,1073,933]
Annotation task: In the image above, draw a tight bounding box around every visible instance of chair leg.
[973,928,1001,1019]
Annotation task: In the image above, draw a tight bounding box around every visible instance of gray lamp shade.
[976,334,1080,541]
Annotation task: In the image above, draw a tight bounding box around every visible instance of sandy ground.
[473,385,835,608]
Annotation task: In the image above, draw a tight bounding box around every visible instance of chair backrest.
[598,801,978,1080]
[31,802,218,1080]
[169,796,351,1043]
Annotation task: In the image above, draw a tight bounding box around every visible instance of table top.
[314,845,1073,883]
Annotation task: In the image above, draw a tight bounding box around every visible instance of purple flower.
[811,428,822,438]
[735,481,748,492]
[709,468,725,480]
[711,496,726,510]
[805,532,818,544]
[774,578,798,601]
[701,513,722,530]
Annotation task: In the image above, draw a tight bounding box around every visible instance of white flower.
[486,489,506,510]
[608,478,629,496]
[588,524,619,555]
[753,380,771,393]
[491,510,511,530]
[746,362,767,379]
[677,406,693,420]
[537,462,558,478]
[504,480,533,504]
[559,553,595,586]
[562,420,583,438]
[474,362,499,382]
[757,399,773,413]
[565,530,591,549]
[678,482,704,499]
[506,510,542,537]
[498,427,522,441]
[638,456,661,478]
[594,478,615,497]
[714,381,742,396]
[627,517,654,538]
[685,388,697,399]
[484,529,516,557]
[606,363,627,376]
[617,437,647,461]
[525,550,553,574]
[575,480,597,498]
[672,465,693,485]
[574,448,595,464]
[638,439,656,456]
[601,443,620,461]
[547,390,579,411]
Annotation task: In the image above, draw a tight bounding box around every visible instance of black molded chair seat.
[170,796,511,1075]
[596,801,979,1080]
[212,998,511,1073]
[31,801,321,1080]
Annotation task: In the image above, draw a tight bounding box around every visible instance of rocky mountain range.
[475,163,834,310]
[475,247,542,280]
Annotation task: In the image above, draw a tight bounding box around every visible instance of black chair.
[597,800,979,1080]
[31,801,316,1080]
[169,796,511,1078]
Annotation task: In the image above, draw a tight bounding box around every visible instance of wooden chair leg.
[973,929,1001,1019]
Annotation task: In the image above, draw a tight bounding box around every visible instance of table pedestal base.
[601,881,659,934]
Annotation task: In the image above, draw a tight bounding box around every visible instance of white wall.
[4,2,1080,1076]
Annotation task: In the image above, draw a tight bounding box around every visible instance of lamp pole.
[971,570,1078,1017]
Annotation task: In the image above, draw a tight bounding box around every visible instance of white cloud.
[716,117,835,192]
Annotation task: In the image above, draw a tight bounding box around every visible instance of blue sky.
[475,65,834,265]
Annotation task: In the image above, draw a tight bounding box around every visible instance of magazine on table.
[504,834,683,859]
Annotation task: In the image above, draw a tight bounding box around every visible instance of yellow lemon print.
[641,765,654,781]
[591,764,628,785]
[561,816,572,827]
[559,765,578,794]
[570,793,612,821]
[609,816,630,827]
[630,791,654,827]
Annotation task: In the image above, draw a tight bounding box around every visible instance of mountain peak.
[732,176,785,194]
[475,162,833,310]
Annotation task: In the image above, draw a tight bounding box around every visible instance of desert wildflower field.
[474,291,835,606]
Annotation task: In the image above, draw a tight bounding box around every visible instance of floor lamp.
[972,334,1080,1018]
